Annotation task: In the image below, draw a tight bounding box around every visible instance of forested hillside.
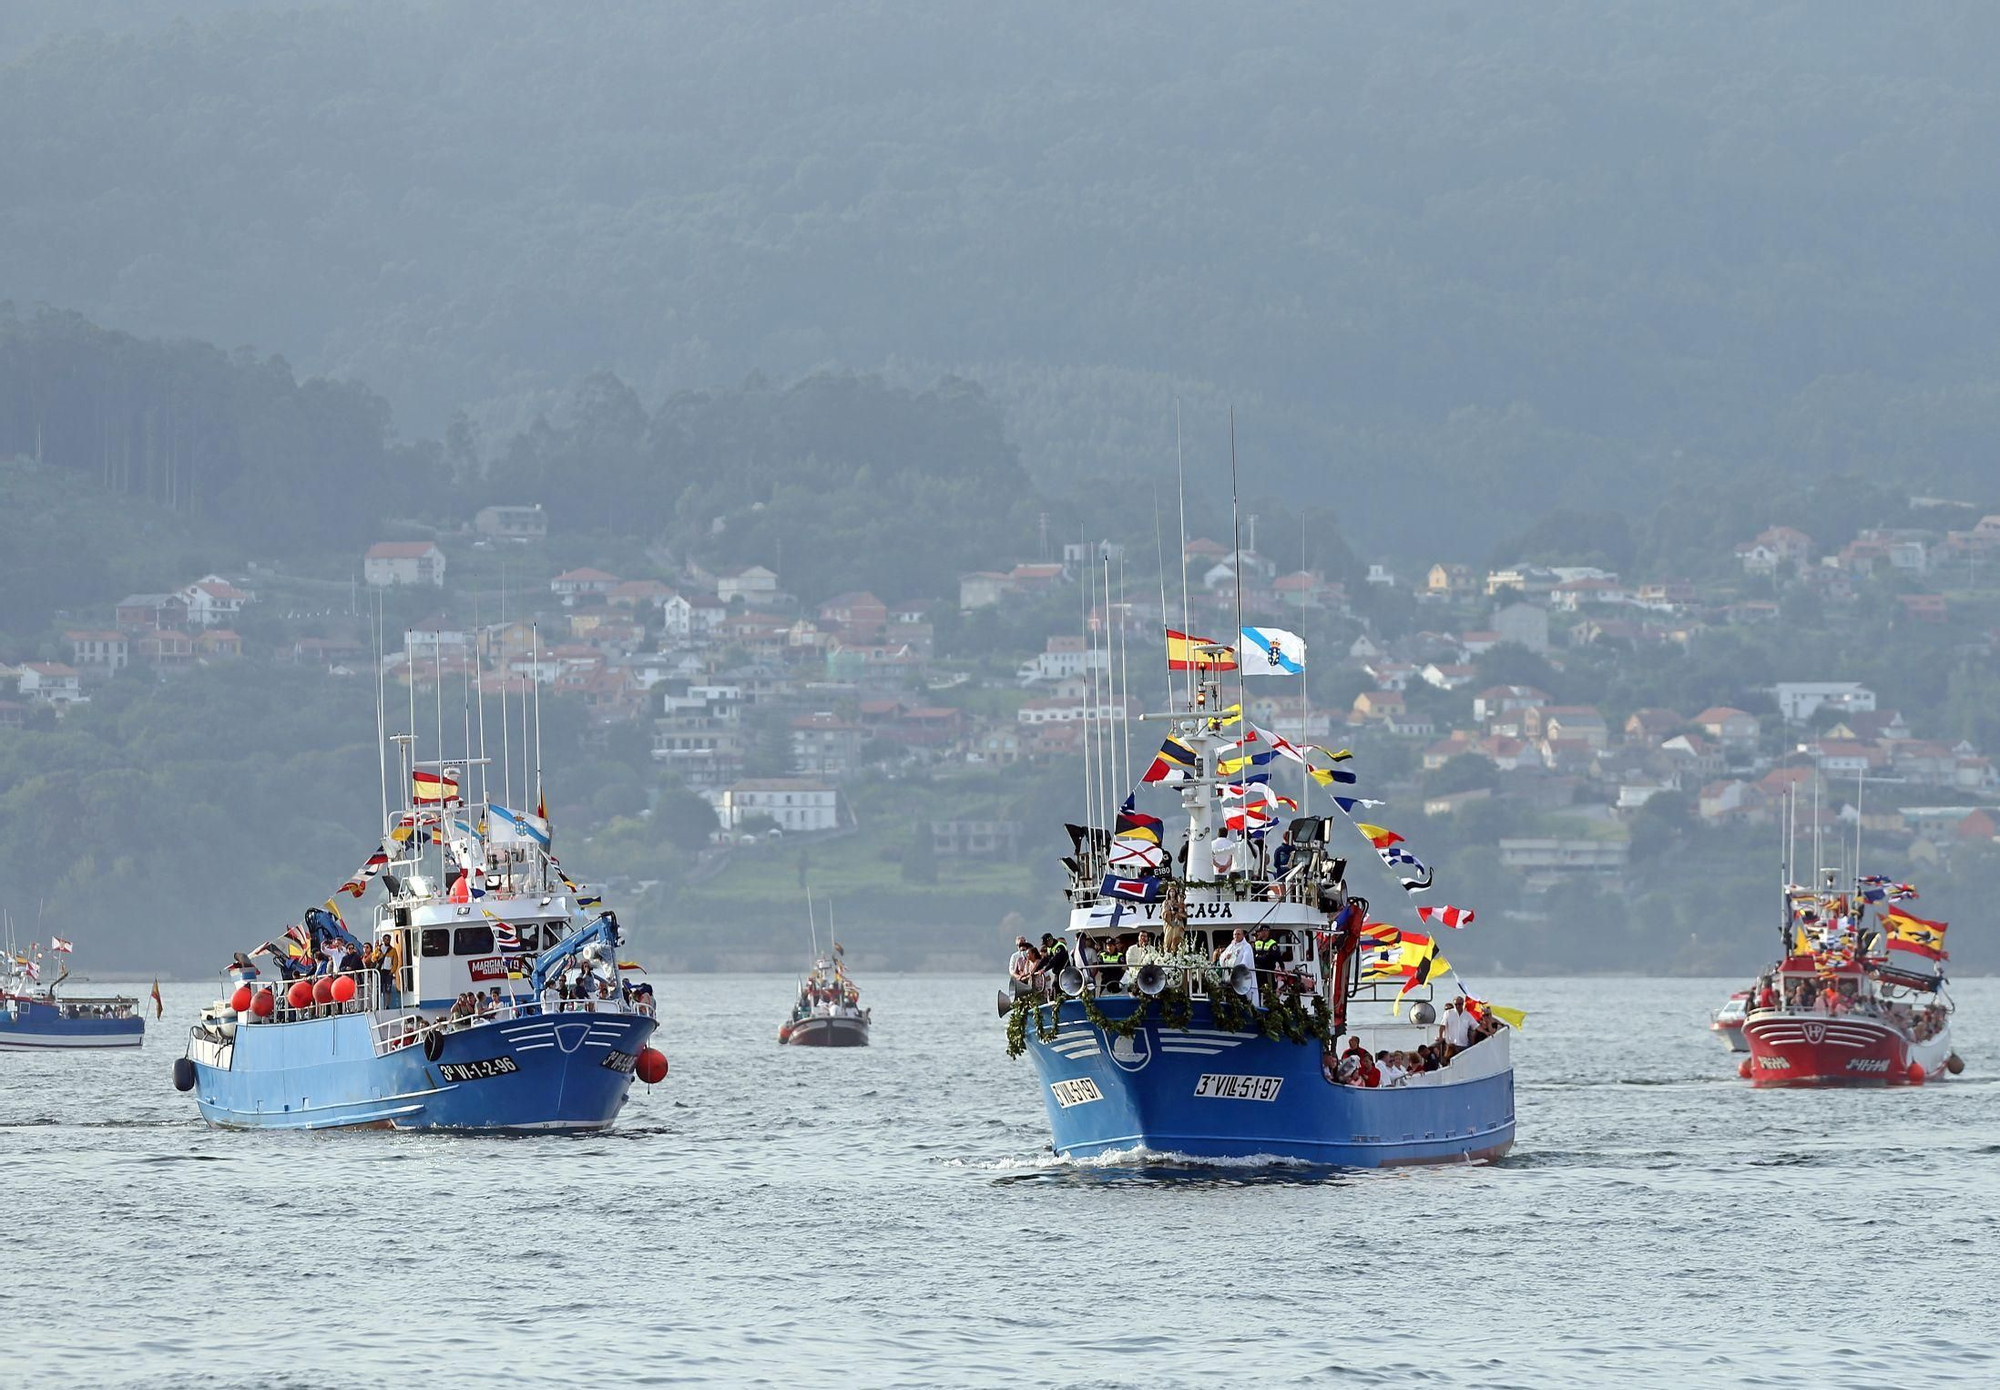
[7,3,2000,557]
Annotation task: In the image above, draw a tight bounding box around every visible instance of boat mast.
[1076,536,1096,862]
[374,589,390,839]
[1175,397,1193,712]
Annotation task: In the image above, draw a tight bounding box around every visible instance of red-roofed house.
[196,628,243,659]
[1694,706,1759,749]
[17,662,84,704]
[365,541,446,587]
[606,579,674,610]
[65,630,128,674]
[178,575,253,627]
[551,568,621,604]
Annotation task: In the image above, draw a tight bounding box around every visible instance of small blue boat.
[1001,659,1516,1168]
[1,944,144,1050]
[176,681,667,1131]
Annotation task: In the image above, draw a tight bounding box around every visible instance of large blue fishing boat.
[174,660,668,1130]
[1001,652,1516,1167]
[1,939,145,1050]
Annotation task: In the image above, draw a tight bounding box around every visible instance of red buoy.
[1738,1058,1752,1079]
[1907,1061,1926,1086]
[778,1024,793,1044]
[252,989,275,1018]
[287,980,314,1010]
[230,985,253,1012]
[636,1047,668,1084]
[330,974,356,1004]
[312,977,335,1005]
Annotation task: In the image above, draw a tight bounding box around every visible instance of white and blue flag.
[1239,626,1306,676]
[489,804,552,848]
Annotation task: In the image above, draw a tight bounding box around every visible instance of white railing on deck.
[368,993,657,1057]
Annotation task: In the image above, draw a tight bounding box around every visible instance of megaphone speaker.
[1057,967,1084,997]
[1135,963,1167,996]
[1229,964,1256,997]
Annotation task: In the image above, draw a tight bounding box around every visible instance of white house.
[719,779,840,833]
[550,568,620,605]
[1016,635,1108,685]
[178,575,253,627]
[715,565,779,605]
[1773,681,1876,723]
[365,542,446,588]
[17,662,85,704]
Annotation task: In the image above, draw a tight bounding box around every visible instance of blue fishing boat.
[174,653,668,1130]
[1000,650,1516,1167]
[0,936,144,1050]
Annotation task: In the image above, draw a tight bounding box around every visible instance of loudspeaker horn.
[1228,964,1257,997]
[1057,967,1084,997]
[1134,963,1167,996]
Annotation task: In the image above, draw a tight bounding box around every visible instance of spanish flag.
[413,768,460,804]
[1165,628,1237,671]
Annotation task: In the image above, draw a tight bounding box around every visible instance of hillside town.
[8,504,2000,900]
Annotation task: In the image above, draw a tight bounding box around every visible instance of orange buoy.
[1906,1061,1926,1085]
[636,1047,669,1084]
[312,977,335,1005]
[330,974,356,1004]
[230,985,253,1012]
[1738,1058,1752,1079]
[287,980,314,1010]
[252,989,275,1017]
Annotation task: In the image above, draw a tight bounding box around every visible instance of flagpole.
[1154,494,1174,713]
[1228,406,1247,742]
[374,589,390,839]
[1175,397,1193,712]
[1118,550,1133,801]
[499,578,512,819]
[532,622,544,818]
[1076,536,1096,864]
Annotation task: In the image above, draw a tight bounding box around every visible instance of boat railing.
[368,992,657,1057]
[230,968,384,1026]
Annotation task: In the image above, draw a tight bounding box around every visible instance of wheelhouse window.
[516,924,541,952]
[453,925,495,956]
[419,928,449,958]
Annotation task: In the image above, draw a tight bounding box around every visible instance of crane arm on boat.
[530,910,624,993]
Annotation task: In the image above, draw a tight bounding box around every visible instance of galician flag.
[1239,626,1306,676]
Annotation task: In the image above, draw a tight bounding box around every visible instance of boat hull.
[784,1015,869,1047]
[0,1007,144,1050]
[1712,1019,1748,1053]
[1022,998,1514,1166]
[187,1009,657,1130]
[1742,1011,1937,1087]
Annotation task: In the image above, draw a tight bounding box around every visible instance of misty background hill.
[2,3,1997,978]
[8,1,2000,560]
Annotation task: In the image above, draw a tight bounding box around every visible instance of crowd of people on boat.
[1752,974,1950,1039]
[53,1001,137,1020]
[792,976,862,1021]
[1329,997,1500,1087]
[1009,927,1296,997]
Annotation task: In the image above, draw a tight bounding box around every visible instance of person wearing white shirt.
[1213,927,1259,1008]
[1440,997,1477,1053]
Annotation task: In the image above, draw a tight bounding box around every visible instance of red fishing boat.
[1739,872,1961,1088]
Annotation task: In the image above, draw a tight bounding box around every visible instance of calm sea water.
[3,975,1995,1388]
